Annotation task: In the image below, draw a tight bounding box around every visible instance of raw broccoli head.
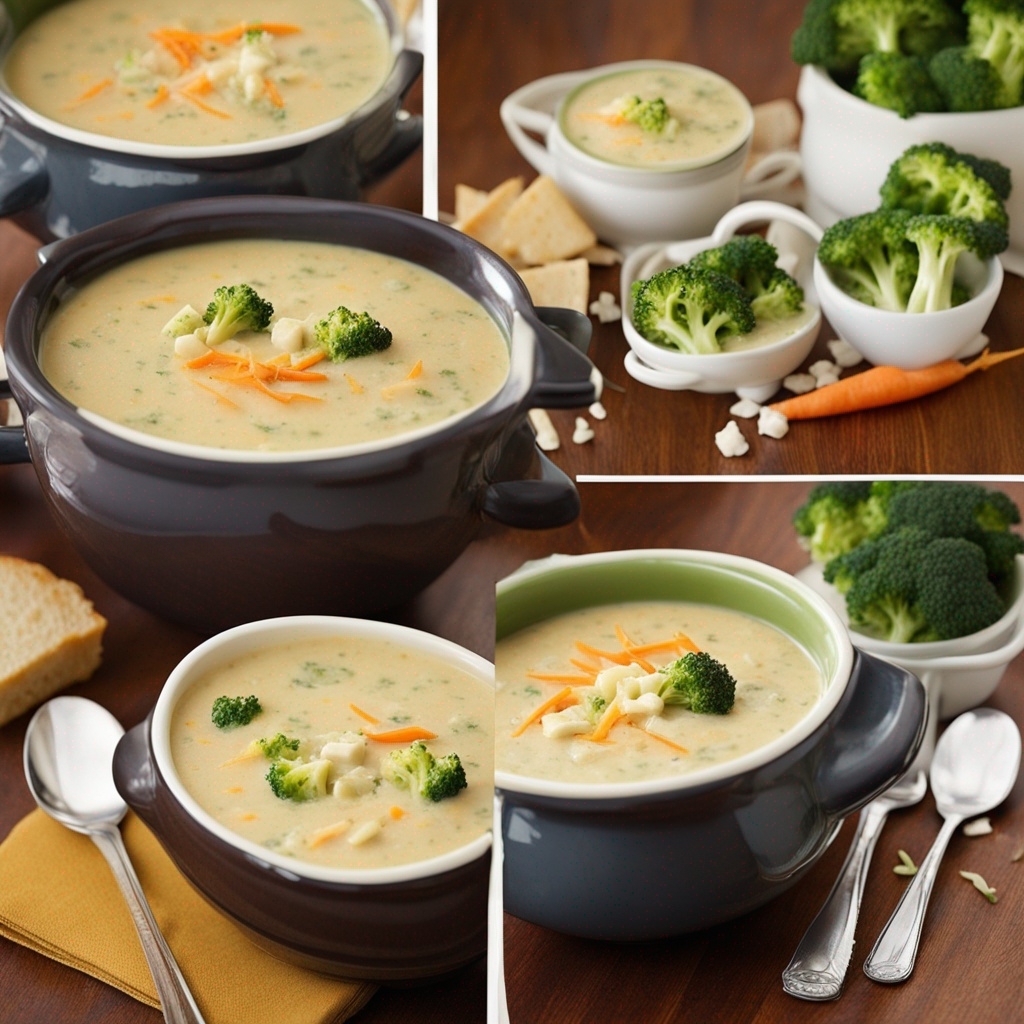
[202,284,274,346]
[750,268,806,321]
[879,143,1010,228]
[859,480,926,536]
[690,235,779,291]
[657,652,736,715]
[965,0,1024,106]
[817,209,919,310]
[929,45,1013,109]
[916,536,1008,638]
[904,213,1008,312]
[381,741,468,802]
[314,305,393,361]
[630,264,755,355]
[265,757,331,801]
[211,694,262,729]
[854,51,945,116]
[885,481,1022,537]
[257,733,301,759]
[793,481,875,563]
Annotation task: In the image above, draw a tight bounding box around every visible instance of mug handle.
[0,353,29,465]
[481,448,580,530]
[356,49,424,187]
[500,70,590,177]
[711,199,824,246]
[739,150,803,202]
[0,124,49,219]
[523,308,597,409]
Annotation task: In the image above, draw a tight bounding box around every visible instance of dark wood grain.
[439,0,1024,476]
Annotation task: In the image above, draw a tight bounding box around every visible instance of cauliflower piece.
[783,373,816,394]
[757,406,789,439]
[594,664,645,701]
[621,692,665,717]
[827,337,864,368]
[589,401,607,420]
[238,31,276,78]
[332,766,377,799]
[528,408,560,452]
[541,705,593,739]
[162,304,205,339]
[963,816,993,837]
[714,420,749,458]
[815,373,841,387]
[348,819,383,846]
[808,359,839,380]
[173,333,209,359]
[588,290,622,323]
[243,72,265,103]
[320,732,367,769]
[572,417,595,444]
[729,397,761,419]
[271,316,309,353]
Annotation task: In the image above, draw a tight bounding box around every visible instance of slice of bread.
[0,556,106,726]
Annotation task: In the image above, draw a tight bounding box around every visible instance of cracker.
[500,175,597,265]
[455,177,524,253]
[518,258,590,314]
[454,183,489,223]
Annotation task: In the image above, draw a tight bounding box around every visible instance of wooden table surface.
[439,0,1024,476]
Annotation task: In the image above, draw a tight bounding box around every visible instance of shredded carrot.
[67,77,114,107]
[574,641,633,665]
[239,813,258,822]
[181,73,214,97]
[526,671,595,685]
[674,632,701,654]
[307,820,352,848]
[192,380,240,409]
[511,686,575,738]
[589,702,625,742]
[150,31,193,70]
[615,625,635,648]
[771,347,1024,420]
[569,657,599,673]
[364,726,438,743]
[345,373,365,395]
[349,703,380,725]
[623,638,689,658]
[225,786,243,794]
[180,91,232,118]
[202,24,247,45]
[267,352,291,367]
[248,22,302,35]
[264,76,285,108]
[405,360,423,380]
[146,84,171,109]
[389,806,406,821]
[273,366,328,382]
[634,725,689,755]
[293,350,326,370]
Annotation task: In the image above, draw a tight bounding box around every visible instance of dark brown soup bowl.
[1,195,596,632]
[113,615,494,981]
[0,0,422,239]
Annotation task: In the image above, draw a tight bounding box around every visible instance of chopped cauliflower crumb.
[757,406,789,438]
[827,337,864,368]
[815,372,841,387]
[963,817,994,837]
[808,359,840,380]
[589,401,607,420]
[528,408,560,451]
[588,290,622,323]
[729,397,762,419]
[572,417,595,444]
[714,420,749,457]
[783,373,816,394]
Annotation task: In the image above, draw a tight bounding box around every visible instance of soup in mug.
[38,238,510,453]
[170,635,494,870]
[560,65,752,171]
[2,0,392,147]
[496,601,822,785]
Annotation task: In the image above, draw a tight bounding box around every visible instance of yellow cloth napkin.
[0,809,376,1023]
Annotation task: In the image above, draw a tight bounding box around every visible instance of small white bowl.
[500,61,802,247]
[814,251,1003,370]
[620,200,823,402]
[797,556,1024,769]
[798,64,1024,275]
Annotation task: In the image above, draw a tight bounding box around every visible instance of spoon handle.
[863,815,961,984]
[782,801,889,1000]
[90,825,206,1024]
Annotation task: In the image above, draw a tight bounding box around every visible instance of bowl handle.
[500,71,586,177]
[739,150,803,202]
[524,307,597,409]
[112,717,161,825]
[815,649,927,817]
[0,125,49,218]
[481,449,580,529]
[0,354,29,464]
[356,49,424,187]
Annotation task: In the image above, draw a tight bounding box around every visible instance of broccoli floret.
[793,481,875,563]
[256,733,301,759]
[657,652,736,715]
[690,237,804,321]
[211,694,262,729]
[381,741,468,802]
[751,268,806,321]
[885,481,1021,536]
[859,480,926,536]
[879,143,1010,228]
[613,94,677,134]
[854,52,945,115]
[929,45,1012,109]
[965,0,1024,106]
[792,0,964,71]
[314,305,393,361]
[904,213,1008,312]
[581,692,608,724]
[956,152,1013,201]
[202,283,274,345]
[817,209,920,310]
[266,757,331,801]
[630,264,755,355]
[916,536,1008,638]
[975,529,1024,591]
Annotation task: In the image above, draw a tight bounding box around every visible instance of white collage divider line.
[421,0,438,221]
[577,474,1024,483]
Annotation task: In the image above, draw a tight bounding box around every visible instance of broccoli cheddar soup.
[560,66,752,171]
[170,635,493,870]
[38,238,510,453]
[495,602,822,785]
[2,0,392,147]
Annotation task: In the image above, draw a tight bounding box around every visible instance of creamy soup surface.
[39,239,510,453]
[496,602,823,785]
[2,0,391,146]
[721,305,816,353]
[170,636,493,870]
[560,67,751,170]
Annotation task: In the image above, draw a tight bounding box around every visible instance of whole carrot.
[770,347,1024,420]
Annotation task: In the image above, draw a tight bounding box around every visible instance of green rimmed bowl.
[496,549,926,940]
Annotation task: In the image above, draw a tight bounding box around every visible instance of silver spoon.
[24,696,206,1024]
[782,769,928,1000]
[864,708,1021,984]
